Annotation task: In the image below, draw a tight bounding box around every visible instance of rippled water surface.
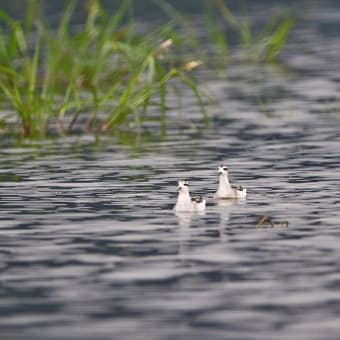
[1,2,340,340]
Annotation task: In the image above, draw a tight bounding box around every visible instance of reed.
[208,0,294,62]
[0,0,294,139]
[0,0,205,138]
[158,0,294,63]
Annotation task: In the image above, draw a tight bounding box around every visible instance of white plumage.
[214,165,247,199]
[174,180,206,212]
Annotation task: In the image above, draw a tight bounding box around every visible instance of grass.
[0,0,294,139]
[0,0,204,138]
[158,0,294,63]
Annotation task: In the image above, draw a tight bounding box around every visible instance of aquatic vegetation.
[0,0,204,138]
[205,1,294,63]
[158,0,295,63]
[0,0,294,139]
[256,215,289,228]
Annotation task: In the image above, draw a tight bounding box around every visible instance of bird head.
[177,180,189,192]
[218,165,229,177]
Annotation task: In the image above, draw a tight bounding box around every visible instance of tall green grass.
[157,0,294,63]
[0,0,294,139]
[209,0,294,62]
[0,0,204,138]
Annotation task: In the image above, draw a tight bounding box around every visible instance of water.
[1,2,340,340]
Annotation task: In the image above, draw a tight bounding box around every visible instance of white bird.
[214,165,247,199]
[174,180,206,212]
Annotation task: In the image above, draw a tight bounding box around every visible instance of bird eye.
[183,183,189,186]
[223,167,228,171]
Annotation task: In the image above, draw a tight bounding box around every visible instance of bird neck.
[219,174,230,186]
[177,190,192,204]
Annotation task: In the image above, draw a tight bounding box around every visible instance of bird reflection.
[215,198,239,208]
[214,199,235,240]
[175,210,205,227]
[174,197,246,247]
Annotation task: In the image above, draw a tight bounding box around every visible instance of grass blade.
[57,0,77,39]
[261,16,294,62]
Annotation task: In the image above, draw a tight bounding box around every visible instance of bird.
[174,180,206,212]
[214,165,247,199]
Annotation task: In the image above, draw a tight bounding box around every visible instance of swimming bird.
[214,165,247,199]
[174,180,206,212]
